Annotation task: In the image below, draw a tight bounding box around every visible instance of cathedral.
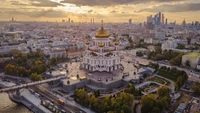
[82,22,121,72]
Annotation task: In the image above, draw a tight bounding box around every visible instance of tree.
[187,38,191,45]
[136,51,143,57]
[141,94,157,113]
[151,107,160,113]
[155,46,162,54]
[169,52,184,66]
[175,76,183,90]
[30,73,42,81]
[193,82,200,95]
[156,86,170,98]
[4,64,15,75]
[185,60,190,67]
[125,83,135,94]
[176,44,185,49]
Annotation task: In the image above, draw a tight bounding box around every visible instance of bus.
[58,99,65,105]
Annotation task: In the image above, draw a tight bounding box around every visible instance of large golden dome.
[95,21,110,38]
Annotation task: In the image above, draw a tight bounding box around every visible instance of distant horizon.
[0,20,197,24]
[0,0,200,23]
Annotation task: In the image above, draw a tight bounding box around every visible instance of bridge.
[0,75,66,93]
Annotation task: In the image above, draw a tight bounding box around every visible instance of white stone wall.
[182,56,200,69]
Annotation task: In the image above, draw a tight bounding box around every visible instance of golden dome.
[114,40,119,45]
[85,40,90,45]
[98,42,104,47]
[95,21,110,38]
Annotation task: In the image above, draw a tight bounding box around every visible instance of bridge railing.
[0,75,66,93]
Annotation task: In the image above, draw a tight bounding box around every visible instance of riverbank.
[0,92,32,113]
[0,80,51,113]
[8,90,51,113]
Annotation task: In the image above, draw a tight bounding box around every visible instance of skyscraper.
[11,17,14,22]
[165,18,168,25]
[147,15,154,29]
[158,12,161,25]
[68,18,70,23]
[162,14,164,25]
[129,19,132,24]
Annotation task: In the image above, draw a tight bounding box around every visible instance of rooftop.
[184,52,200,58]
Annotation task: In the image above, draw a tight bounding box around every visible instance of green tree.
[141,94,157,113]
[176,44,185,49]
[125,83,135,94]
[4,64,15,75]
[151,107,160,113]
[169,52,184,66]
[193,82,200,95]
[187,38,191,45]
[185,60,190,67]
[175,76,183,90]
[30,73,42,81]
[156,86,170,98]
[136,51,143,57]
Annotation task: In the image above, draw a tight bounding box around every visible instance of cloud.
[110,10,117,13]
[61,0,186,6]
[10,0,64,7]
[0,9,68,18]
[137,2,200,12]
[88,9,93,13]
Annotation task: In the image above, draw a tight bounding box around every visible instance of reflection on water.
[0,93,32,113]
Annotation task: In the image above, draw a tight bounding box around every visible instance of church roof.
[95,21,110,38]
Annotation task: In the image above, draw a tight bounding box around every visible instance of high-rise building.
[11,17,14,22]
[165,18,168,25]
[129,19,132,24]
[147,15,154,29]
[91,18,93,24]
[68,18,70,23]
[182,19,186,27]
[93,18,94,24]
[162,14,164,25]
[158,12,161,25]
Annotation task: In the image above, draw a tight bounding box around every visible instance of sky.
[0,0,200,23]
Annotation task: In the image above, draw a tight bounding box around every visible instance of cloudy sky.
[0,0,200,23]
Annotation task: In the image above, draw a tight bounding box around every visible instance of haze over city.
[1,0,200,23]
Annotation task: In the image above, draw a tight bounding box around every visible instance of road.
[31,86,86,113]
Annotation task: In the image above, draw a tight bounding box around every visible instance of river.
[0,93,33,113]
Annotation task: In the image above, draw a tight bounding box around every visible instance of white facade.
[161,38,178,50]
[43,47,66,59]
[82,25,121,72]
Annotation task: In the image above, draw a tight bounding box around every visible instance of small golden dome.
[98,42,104,47]
[85,40,90,45]
[95,21,110,38]
[114,40,119,45]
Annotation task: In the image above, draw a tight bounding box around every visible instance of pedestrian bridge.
[0,75,66,93]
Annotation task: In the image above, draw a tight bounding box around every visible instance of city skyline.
[0,0,200,23]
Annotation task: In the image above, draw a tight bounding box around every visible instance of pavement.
[20,89,52,113]
[31,85,87,113]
